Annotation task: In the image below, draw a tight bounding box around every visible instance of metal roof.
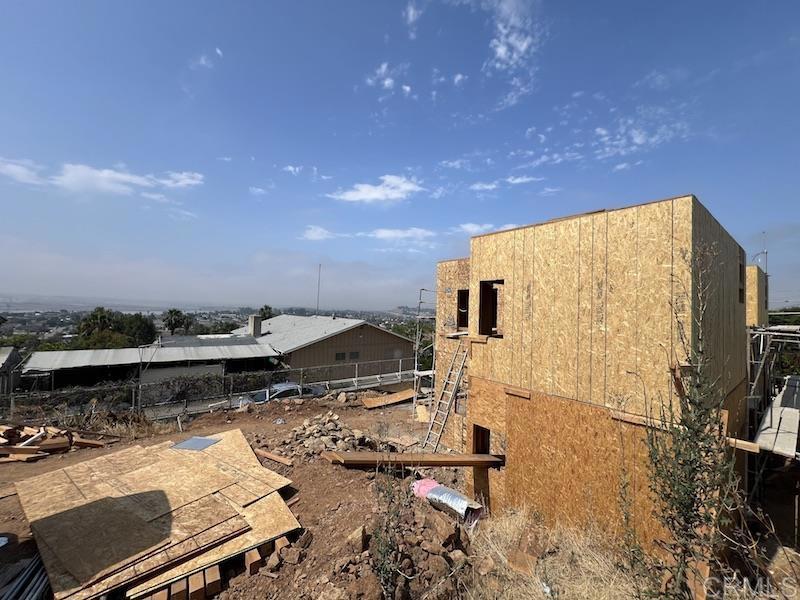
[160,334,259,347]
[1,347,21,371]
[232,314,408,354]
[23,343,279,373]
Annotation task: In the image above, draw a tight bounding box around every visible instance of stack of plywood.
[14,429,299,600]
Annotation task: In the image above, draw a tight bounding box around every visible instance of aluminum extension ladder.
[421,339,468,451]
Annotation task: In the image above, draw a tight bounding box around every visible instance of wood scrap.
[254,448,293,467]
[362,388,414,409]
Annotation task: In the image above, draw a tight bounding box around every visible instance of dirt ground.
[0,394,464,599]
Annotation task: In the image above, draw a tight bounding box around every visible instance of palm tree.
[181,313,195,334]
[78,307,116,337]
[162,308,185,336]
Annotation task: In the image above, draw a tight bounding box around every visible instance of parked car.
[235,382,326,406]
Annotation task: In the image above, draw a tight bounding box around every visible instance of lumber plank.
[362,388,414,409]
[254,448,292,467]
[169,579,187,600]
[152,589,168,600]
[322,451,505,468]
[187,572,205,600]
[73,437,106,449]
[0,445,42,455]
[203,566,221,597]
[244,548,262,576]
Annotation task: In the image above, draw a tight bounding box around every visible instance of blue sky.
[1,1,798,310]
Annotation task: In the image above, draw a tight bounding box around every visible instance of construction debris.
[412,478,483,520]
[13,429,299,600]
[0,554,50,600]
[322,451,505,468]
[267,412,378,459]
[361,387,415,409]
[0,424,117,463]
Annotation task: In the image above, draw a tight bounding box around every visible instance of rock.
[420,540,443,555]
[476,555,495,576]
[346,525,368,554]
[425,512,457,547]
[337,392,347,403]
[448,549,467,567]
[281,547,305,565]
[296,529,313,549]
[424,554,450,580]
[346,571,382,600]
[274,417,286,425]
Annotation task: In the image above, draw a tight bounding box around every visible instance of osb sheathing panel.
[463,376,509,510]
[503,386,665,547]
[466,196,700,417]
[434,259,471,450]
[746,265,767,327]
[691,200,747,400]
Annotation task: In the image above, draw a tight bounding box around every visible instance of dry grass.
[462,509,640,600]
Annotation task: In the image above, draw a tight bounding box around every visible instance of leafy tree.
[78,307,119,337]
[119,313,157,346]
[162,308,185,336]
[259,305,275,320]
[209,321,239,334]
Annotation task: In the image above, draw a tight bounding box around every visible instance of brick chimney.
[248,314,262,337]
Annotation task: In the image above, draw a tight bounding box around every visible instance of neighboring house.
[434,194,750,544]
[22,341,280,388]
[0,346,23,395]
[232,314,415,378]
[746,264,769,327]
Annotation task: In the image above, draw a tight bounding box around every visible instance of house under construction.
[430,194,773,543]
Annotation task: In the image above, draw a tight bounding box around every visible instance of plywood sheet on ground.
[362,388,414,409]
[15,429,292,600]
[127,493,300,597]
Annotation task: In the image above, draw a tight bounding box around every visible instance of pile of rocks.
[331,505,473,600]
[272,412,377,459]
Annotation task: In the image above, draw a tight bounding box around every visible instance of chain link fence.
[1,358,415,422]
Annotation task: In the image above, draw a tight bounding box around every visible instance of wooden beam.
[0,445,42,455]
[245,548,263,576]
[152,589,168,600]
[73,436,106,449]
[254,448,293,467]
[203,566,221,597]
[362,388,415,409]
[727,438,761,454]
[169,578,187,600]
[188,572,205,600]
[322,451,505,468]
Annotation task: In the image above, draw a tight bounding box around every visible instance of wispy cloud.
[439,158,471,170]
[190,54,214,70]
[217,156,232,162]
[452,223,495,235]
[364,227,435,241]
[403,2,424,39]
[327,175,424,204]
[282,165,303,176]
[505,174,543,184]
[168,208,199,221]
[365,62,409,92]
[249,186,268,195]
[301,225,337,241]
[635,68,689,91]
[592,105,691,160]
[453,73,468,86]
[0,157,204,196]
[0,157,45,185]
[539,186,562,196]
[469,181,499,191]
[215,47,223,58]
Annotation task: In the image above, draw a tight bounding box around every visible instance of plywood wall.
[466,195,706,418]
[746,265,768,327]
[434,258,471,450]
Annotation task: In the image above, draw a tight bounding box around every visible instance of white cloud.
[215,47,223,58]
[190,54,214,70]
[141,192,170,203]
[282,165,303,176]
[168,207,198,221]
[403,2,423,39]
[51,164,155,195]
[402,84,412,97]
[0,157,45,185]
[453,73,468,86]
[539,186,562,196]
[572,90,585,98]
[505,175,543,185]
[156,171,204,189]
[453,223,495,235]
[439,158,470,170]
[469,181,498,191]
[217,156,232,162]
[301,225,336,241]
[365,227,435,241]
[593,105,691,160]
[327,175,424,204]
[249,186,268,195]
[365,62,408,92]
[635,68,689,91]
[497,223,519,231]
